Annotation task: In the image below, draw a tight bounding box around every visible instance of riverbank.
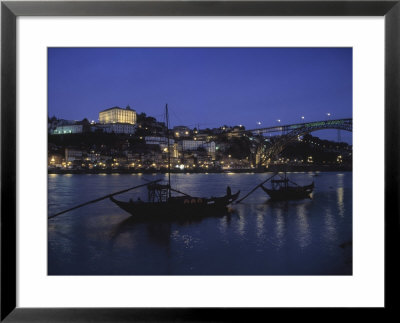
[48,164,352,175]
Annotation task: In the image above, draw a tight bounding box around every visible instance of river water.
[48,172,352,275]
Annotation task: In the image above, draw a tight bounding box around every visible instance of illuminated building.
[99,106,136,124]
[65,148,84,162]
[173,126,191,137]
[178,140,216,160]
[53,124,83,134]
[144,137,178,158]
[180,140,215,153]
[95,123,136,134]
[145,136,174,148]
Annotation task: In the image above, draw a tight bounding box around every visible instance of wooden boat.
[110,184,239,220]
[260,173,314,201]
[109,105,240,219]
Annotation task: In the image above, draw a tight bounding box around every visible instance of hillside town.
[48,106,352,173]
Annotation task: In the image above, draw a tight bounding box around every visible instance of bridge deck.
[244,118,352,135]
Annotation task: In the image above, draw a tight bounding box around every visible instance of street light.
[301,116,305,121]
[276,119,282,135]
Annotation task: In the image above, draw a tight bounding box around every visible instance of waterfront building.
[171,143,179,158]
[48,153,63,167]
[99,106,136,124]
[173,126,191,138]
[144,137,178,158]
[145,136,174,150]
[193,133,210,141]
[226,125,246,138]
[180,140,216,154]
[95,123,136,134]
[145,136,174,146]
[53,124,83,135]
[48,118,77,133]
[48,116,59,133]
[65,148,84,162]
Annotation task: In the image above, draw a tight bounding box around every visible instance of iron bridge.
[245,118,352,165]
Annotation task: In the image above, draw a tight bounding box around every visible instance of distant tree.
[226,137,251,159]
[136,113,147,123]
[49,115,57,122]
[81,118,90,125]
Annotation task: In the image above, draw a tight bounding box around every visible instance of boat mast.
[284,170,288,189]
[166,104,172,197]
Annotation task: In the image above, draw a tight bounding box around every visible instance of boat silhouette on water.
[110,183,239,220]
[260,173,314,201]
[109,104,240,220]
[48,105,239,221]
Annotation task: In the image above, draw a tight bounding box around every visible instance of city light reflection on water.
[48,172,352,275]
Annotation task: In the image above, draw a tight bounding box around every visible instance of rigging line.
[141,176,164,183]
[165,104,172,197]
[277,173,301,187]
[170,187,192,197]
[151,114,166,121]
[169,106,187,128]
[235,173,277,204]
[48,180,161,219]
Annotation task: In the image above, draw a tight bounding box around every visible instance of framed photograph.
[1,0,398,321]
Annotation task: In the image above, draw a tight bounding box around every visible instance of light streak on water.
[48,172,352,275]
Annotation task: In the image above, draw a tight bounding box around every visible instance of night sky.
[48,47,352,142]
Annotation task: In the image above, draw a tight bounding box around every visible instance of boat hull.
[261,183,313,201]
[110,191,240,220]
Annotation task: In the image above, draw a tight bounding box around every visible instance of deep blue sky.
[48,48,352,142]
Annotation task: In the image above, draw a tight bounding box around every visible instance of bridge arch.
[260,119,352,164]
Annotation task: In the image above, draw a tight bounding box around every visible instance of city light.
[49,112,351,173]
[99,106,136,124]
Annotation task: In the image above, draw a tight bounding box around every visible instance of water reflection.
[274,206,286,249]
[295,203,311,249]
[112,229,138,250]
[234,204,247,237]
[218,216,229,244]
[236,214,247,237]
[337,187,345,218]
[110,209,233,249]
[146,223,172,247]
[48,172,352,275]
[256,213,265,241]
[323,207,337,248]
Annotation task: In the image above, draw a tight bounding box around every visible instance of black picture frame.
[1,0,399,321]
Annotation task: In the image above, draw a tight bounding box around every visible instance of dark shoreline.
[48,164,352,175]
